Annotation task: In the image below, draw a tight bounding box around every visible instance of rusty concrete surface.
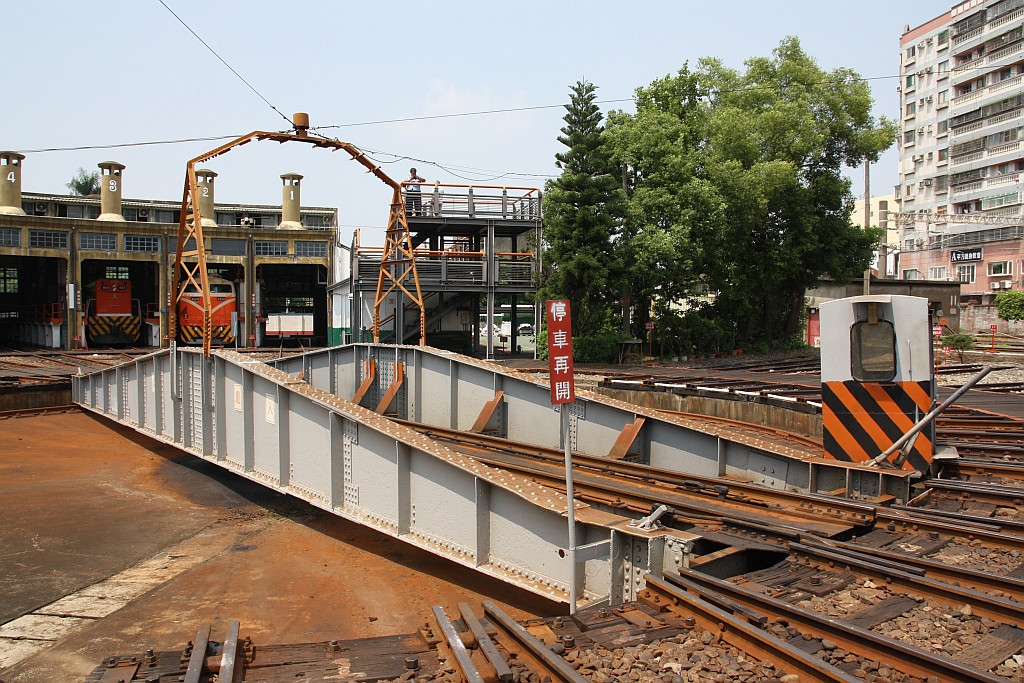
[1,410,556,683]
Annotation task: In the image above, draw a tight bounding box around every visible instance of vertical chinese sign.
[546,299,575,405]
[546,299,579,612]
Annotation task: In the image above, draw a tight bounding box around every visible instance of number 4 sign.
[546,300,575,405]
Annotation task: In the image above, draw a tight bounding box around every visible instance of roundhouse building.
[0,155,343,349]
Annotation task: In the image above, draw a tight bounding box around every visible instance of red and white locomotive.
[177,275,237,345]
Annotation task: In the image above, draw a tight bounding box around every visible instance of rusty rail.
[661,568,1008,683]
[640,574,859,683]
[482,601,588,683]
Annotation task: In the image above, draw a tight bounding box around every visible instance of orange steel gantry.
[170,113,425,356]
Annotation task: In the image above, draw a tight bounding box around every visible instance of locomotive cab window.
[851,319,896,382]
[183,283,233,293]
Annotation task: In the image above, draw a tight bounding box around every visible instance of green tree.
[996,290,1024,321]
[67,167,101,196]
[539,80,626,335]
[940,333,974,363]
[607,38,897,348]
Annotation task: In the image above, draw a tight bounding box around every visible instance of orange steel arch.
[170,116,426,356]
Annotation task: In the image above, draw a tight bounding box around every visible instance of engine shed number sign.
[950,249,982,263]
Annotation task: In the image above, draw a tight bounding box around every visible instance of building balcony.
[951,43,1024,88]
[401,183,542,225]
[989,6,1024,32]
[950,174,1021,203]
[352,249,537,293]
[952,76,1024,116]
[952,27,986,55]
[951,138,1024,166]
[952,107,1023,140]
[987,40,1024,67]
[952,89,986,107]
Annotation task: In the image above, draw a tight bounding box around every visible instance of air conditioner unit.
[919,41,926,49]
[916,238,925,247]
[927,37,934,44]
[992,282,1002,290]
[927,95,934,103]
[928,151,934,159]
[918,128,925,135]
[925,178,933,186]
[34,202,47,214]
[920,98,926,106]
[927,66,934,73]
[137,208,149,218]
[1003,280,1013,288]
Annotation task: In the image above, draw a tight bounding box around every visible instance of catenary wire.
[16,135,243,155]
[156,0,293,126]
[14,70,911,162]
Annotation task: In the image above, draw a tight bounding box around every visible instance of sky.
[2,0,948,246]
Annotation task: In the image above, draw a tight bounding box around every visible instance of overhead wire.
[15,67,914,156]
[156,0,293,127]
[309,99,636,131]
[16,135,243,155]
[13,68,914,177]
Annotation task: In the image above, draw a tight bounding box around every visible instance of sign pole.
[562,402,578,613]
[546,299,578,613]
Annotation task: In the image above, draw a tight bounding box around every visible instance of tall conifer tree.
[539,81,624,336]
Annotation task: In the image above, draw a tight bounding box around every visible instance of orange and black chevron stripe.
[822,380,934,472]
[179,325,201,343]
[179,325,235,345]
[85,316,141,344]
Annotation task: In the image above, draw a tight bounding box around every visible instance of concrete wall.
[960,303,1024,334]
[594,387,822,439]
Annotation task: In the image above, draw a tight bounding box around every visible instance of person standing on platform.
[406,168,425,216]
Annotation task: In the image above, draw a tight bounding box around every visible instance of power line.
[156,0,293,126]
[352,145,557,182]
[310,99,637,131]
[13,69,911,158]
[15,135,243,154]
[309,75,904,132]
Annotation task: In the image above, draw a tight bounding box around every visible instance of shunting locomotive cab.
[177,275,238,346]
[83,279,141,346]
[819,295,934,472]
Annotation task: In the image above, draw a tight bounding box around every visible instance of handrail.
[4,302,67,321]
[356,247,535,259]
[400,180,539,194]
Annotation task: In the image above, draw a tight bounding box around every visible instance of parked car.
[517,323,535,335]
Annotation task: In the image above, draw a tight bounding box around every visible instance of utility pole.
[863,160,871,296]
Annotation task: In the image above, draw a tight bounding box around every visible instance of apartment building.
[897,0,1024,297]
[851,193,898,275]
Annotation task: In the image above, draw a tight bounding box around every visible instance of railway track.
[0,403,78,419]
[436,596,876,683]
[405,422,873,537]
[642,569,1013,683]
[432,602,588,683]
